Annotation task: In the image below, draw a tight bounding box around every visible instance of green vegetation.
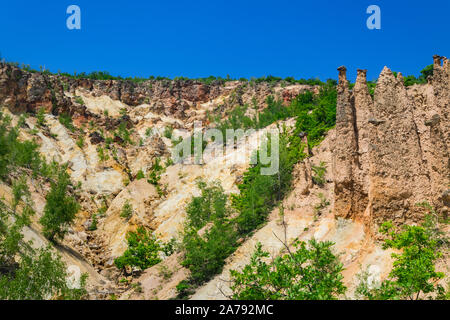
[177,84,337,297]
[36,107,46,127]
[232,130,294,235]
[0,112,48,180]
[120,200,133,220]
[7,61,339,86]
[163,125,174,139]
[76,135,84,148]
[74,96,84,105]
[115,121,133,145]
[313,193,330,219]
[89,213,98,231]
[136,169,145,180]
[39,168,80,242]
[97,146,109,162]
[311,161,327,186]
[181,181,237,288]
[403,64,434,86]
[58,113,75,132]
[357,205,448,300]
[114,226,175,271]
[0,245,87,300]
[230,240,346,300]
[0,178,86,299]
[147,157,166,196]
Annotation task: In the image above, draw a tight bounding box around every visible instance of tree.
[0,246,87,300]
[0,184,87,300]
[40,168,80,241]
[357,216,446,300]
[114,226,173,271]
[230,240,346,300]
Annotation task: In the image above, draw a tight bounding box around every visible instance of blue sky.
[0,0,448,81]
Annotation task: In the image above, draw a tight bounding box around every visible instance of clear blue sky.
[1,0,448,81]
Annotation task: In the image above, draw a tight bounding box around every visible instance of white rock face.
[75,90,128,118]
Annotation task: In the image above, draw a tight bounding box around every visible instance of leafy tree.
[1,189,86,300]
[40,168,80,241]
[230,240,346,300]
[357,216,446,300]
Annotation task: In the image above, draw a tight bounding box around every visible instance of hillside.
[0,55,448,300]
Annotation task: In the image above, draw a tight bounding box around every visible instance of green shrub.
[232,130,295,235]
[36,107,46,127]
[0,246,87,300]
[58,113,75,132]
[136,170,145,180]
[147,157,164,186]
[74,96,84,105]
[114,226,162,271]
[311,161,327,186]
[76,136,84,148]
[115,121,133,145]
[97,146,109,162]
[120,200,133,219]
[163,126,174,139]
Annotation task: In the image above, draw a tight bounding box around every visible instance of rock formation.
[332,56,450,231]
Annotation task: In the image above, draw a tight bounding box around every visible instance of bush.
[58,113,75,132]
[74,96,84,105]
[76,136,84,148]
[163,126,174,139]
[120,200,133,219]
[36,108,46,127]
[0,113,42,179]
[230,240,346,300]
[311,161,327,186]
[136,170,145,180]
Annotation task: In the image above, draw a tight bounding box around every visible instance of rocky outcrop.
[332,56,450,230]
[0,62,317,121]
